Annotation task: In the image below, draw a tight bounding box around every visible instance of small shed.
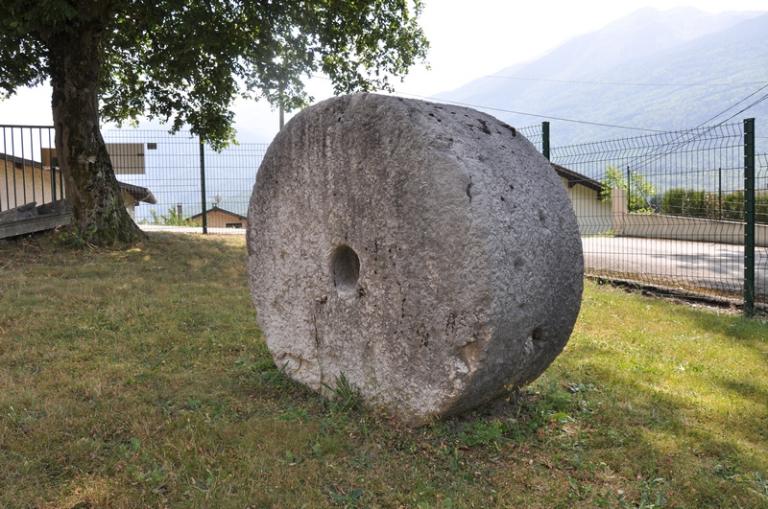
[551,163,612,235]
[189,206,248,229]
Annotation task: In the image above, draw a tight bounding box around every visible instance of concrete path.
[582,236,767,299]
[139,224,246,235]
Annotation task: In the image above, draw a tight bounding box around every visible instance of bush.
[661,188,686,216]
[149,207,195,226]
[661,188,714,218]
[758,193,768,223]
[601,166,656,213]
[722,191,744,221]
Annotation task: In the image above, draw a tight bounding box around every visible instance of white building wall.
[559,177,613,235]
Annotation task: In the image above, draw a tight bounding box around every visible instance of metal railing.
[0,125,64,213]
[0,124,269,234]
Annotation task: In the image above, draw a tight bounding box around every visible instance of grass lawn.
[1,233,767,508]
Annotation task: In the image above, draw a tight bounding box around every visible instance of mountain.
[438,8,768,149]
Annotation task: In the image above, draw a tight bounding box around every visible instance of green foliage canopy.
[0,0,429,148]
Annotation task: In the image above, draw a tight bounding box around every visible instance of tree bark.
[48,26,142,246]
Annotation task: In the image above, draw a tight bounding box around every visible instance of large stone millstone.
[247,93,583,425]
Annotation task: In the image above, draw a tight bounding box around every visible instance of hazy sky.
[397,0,767,94]
[1,0,766,140]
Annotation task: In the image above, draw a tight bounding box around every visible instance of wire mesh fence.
[758,153,768,308]
[102,129,201,226]
[1,118,763,312]
[518,123,543,153]
[549,122,761,306]
[101,128,268,231]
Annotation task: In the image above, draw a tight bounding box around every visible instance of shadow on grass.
[715,376,768,406]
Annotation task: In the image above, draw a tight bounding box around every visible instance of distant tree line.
[600,165,768,223]
[659,188,768,223]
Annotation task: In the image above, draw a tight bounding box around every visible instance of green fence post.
[718,167,723,220]
[199,137,208,235]
[542,121,550,160]
[744,118,755,316]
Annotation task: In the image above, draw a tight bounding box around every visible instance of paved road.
[138,225,766,300]
[583,236,768,299]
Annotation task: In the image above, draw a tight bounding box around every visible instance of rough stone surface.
[247,93,583,425]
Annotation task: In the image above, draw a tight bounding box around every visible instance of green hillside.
[440,9,768,151]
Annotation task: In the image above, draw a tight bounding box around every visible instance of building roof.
[551,163,604,195]
[0,152,44,168]
[118,181,157,204]
[188,205,247,221]
[1,152,156,205]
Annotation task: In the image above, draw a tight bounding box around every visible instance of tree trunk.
[48,27,142,246]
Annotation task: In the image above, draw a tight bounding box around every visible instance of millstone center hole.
[531,327,546,343]
[330,244,360,292]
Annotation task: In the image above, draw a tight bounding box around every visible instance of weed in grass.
[459,419,506,448]
[52,228,90,249]
[749,471,768,498]
[634,477,668,509]
[324,373,364,415]
[327,486,364,508]
[279,406,310,422]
